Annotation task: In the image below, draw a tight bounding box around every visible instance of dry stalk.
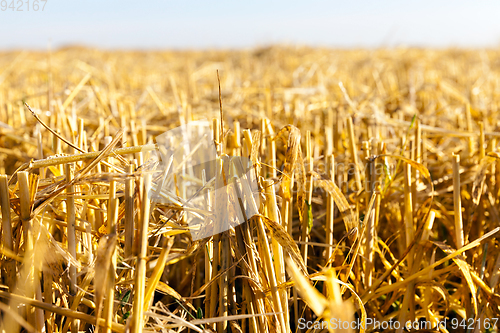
[0,175,15,290]
[325,155,335,267]
[103,179,118,333]
[403,163,414,269]
[479,121,485,160]
[263,179,289,332]
[18,171,44,331]
[131,173,152,333]
[347,116,362,192]
[124,164,135,258]
[302,130,313,267]
[255,212,287,333]
[453,153,464,249]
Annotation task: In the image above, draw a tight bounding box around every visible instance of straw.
[453,153,464,249]
[325,154,335,267]
[2,46,500,333]
[347,116,362,192]
[0,175,15,290]
[124,164,135,258]
[131,173,152,333]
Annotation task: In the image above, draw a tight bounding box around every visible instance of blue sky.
[1,0,500,49]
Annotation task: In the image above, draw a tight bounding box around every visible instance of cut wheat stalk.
[131,173,152,333]
[65,163,78,293]
[209,239,220,326]
[0,173,19,332]
[403,163,414,269]
[102,179,118,333]
[64,163,79,333]
[301,130,313,268]
[201,168,213,325]
[18,171,44,331]
[232,119,241,156]
[325,154,335,267]
[266,120,277,178]
[479,121,485,160]
[453,153,464,249]
[218,231,230,333]
[233,220,261,333]
[347,116,362,192]
[0,174,15,291]
[466,103,474,157]
[124,164,135,259]
[283,171,294,236]
[412,119,420,210]
[215,156,230,333]
[421,211,437,325]
[263,179,289,332]
[255,212,287,333]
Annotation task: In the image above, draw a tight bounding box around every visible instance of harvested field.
[0,46,500,332]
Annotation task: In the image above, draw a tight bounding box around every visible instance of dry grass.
[1,46,500,332]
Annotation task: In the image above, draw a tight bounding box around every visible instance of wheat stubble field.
[0,46,500,333]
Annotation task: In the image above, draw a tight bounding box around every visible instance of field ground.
[0,47,500,332]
